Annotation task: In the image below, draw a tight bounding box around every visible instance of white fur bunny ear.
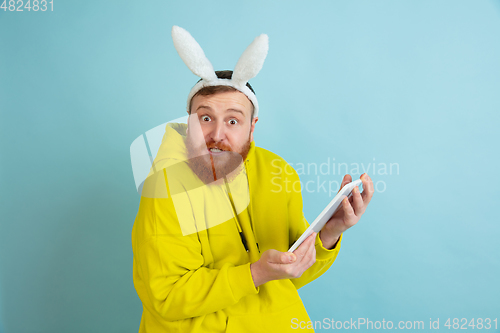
[171,26,217,81]
[232,34,269,86]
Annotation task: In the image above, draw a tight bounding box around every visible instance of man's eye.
[229,119,238,125]
[201,116,211,122]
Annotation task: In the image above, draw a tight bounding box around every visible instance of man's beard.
[185,133,251,185]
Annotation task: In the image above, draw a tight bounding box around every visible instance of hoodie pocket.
[226,299,314,333]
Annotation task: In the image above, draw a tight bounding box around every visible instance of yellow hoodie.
[131,123,343,332]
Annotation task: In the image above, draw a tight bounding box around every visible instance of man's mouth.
[208,147,226,155]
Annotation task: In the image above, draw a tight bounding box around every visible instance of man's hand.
[319,173,374,249]
[250,232,317,288]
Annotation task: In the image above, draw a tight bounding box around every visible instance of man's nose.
[210,120,226,142]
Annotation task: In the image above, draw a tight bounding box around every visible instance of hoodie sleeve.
[285,165,343,290]
[132,194,259,322]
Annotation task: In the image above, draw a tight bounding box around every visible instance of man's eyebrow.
[196,105,213,112]
[227,108,244,116]
[196,105,245,116]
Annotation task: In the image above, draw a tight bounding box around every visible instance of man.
[131,26,374,332]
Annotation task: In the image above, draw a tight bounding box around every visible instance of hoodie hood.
[153,122,189,169]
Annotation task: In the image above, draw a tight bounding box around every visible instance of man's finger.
[338,174,352,194]
[294,232,316,257]
[297,233,317,272]
[360,173,374,205]
[342,196,356,220]
[351,186,364,216]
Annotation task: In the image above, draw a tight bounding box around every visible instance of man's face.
[185,90,258,184]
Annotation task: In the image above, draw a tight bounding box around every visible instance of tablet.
[288,179,363,252]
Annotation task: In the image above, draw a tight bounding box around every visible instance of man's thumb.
[279,251,296,264]
[266,250,296,263]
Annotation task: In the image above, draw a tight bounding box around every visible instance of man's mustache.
[205,141,233,152]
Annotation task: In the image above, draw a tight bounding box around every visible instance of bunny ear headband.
[171,25,269,118]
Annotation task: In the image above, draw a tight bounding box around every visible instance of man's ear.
[250,117,258,142]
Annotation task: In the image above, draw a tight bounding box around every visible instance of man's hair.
[188,70,256,121]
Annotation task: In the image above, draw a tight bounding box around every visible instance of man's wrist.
[250,262,266,288]
[319,230,341,250]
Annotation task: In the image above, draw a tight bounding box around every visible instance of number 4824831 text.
[1,0,53,11]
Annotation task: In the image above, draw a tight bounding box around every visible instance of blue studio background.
[1,1,499,332]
